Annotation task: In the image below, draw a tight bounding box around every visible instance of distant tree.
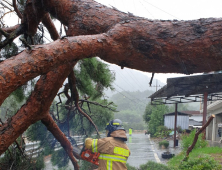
[143,102,153,123]
[144,103,169,136]
[115,110,145,130]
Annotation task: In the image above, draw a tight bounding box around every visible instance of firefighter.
[84,119,130,170]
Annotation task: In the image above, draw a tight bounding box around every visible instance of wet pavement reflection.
[126,133,156,168]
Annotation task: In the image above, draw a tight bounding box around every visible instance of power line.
[113,82,148,106]
[141,0,180,20]
[109,69,139,91]
[125,69,145,90]
[112,87,147,109]
[138,0,155,19]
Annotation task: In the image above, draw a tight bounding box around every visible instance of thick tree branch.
[0,24,25,49]
[0,34,106,105]
[0,62,75,155]
[41,113,80,170]
[21,0,47,36]
[2,17,222,105]
[41,13,60,41]
[1,25,20,33]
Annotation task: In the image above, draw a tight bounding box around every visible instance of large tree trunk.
[1,0,222,166]
[2,18,222,104]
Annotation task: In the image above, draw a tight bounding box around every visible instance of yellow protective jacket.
[89,130,130,170]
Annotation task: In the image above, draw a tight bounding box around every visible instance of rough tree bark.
[41,114,80,169]
[1,0,222,168]
[0,62,75,154]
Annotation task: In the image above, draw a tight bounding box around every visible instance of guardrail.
[24,135,85,157]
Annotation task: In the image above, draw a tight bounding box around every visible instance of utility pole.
[150,79,162,92]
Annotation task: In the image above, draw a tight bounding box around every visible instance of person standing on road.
[84,119,130,170]
[129,127,133,136]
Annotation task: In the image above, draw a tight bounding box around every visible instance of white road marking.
[154,153,161,163]
[148,137,161,163]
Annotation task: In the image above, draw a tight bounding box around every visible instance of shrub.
[177,126,183,133]
[126,163,137,170]
[139,161,171,170]
[181,130,208,151]
[154,126,170,138]
[159,140,169,148]
[179,154,222,170]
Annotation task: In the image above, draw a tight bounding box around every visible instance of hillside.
[109,90,153,130]
[104,63,200,130]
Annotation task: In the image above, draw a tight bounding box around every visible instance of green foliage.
[0,137,45,170]
[51,149,69,169]
[26,121,54,156]
[145,103,169,136]
[139,161,171,170]
[126,163,137,170]
[1,42,18,59]
[83,99,114,131]
[154,126,170,138]
[115,110,145,130]
[26,99,114,168]
[168,146,222,169]
[61,98,115,136]
[0,90,26,121]
[179,154,222,170]
[25,57,116,169]
[111,90,154,130]
[79,160,98,170]
[111,90,151,114]
[80,160,92,170]
[159,140,169,148]
[11,86,26,102]
[181,130,208,151]
[116,110,143,123]
[31,154,45,170]
[177,126,183,133]
[127,161,171,170]
[75,58,115,100]
[143,102,152,122]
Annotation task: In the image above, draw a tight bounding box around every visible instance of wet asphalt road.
[126,133,159,168]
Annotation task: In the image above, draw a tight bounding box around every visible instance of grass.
[167,147,222,169]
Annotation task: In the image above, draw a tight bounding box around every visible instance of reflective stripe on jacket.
[91,131,130,170]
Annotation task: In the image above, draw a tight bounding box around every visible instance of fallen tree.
[1,0,222,169]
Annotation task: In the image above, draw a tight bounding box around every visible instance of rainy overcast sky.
[95,0,222,83]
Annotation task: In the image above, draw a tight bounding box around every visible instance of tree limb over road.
[1,0,222,168]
